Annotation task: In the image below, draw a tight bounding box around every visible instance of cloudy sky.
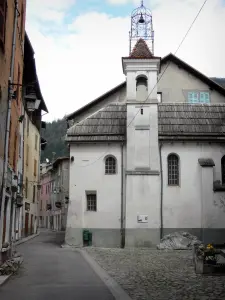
[26,0,225,121]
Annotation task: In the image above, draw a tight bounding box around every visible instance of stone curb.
[15,232,40,246]
[0,274,11,287]
[77,249,132,300]
[0,256,24,287]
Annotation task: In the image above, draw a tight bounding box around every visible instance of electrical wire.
[127,0,208,128]
[71,146,111,167]
[68,0,208,169]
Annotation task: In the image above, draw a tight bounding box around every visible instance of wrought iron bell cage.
[129,1,154,55]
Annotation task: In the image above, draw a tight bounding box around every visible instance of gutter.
[159,142,163,240]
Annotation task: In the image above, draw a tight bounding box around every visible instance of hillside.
[41,118,68,163]
[41,78,225,162]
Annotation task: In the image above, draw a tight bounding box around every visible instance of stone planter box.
[194,245,225,275]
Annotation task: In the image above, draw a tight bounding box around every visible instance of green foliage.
[41,118,69,162]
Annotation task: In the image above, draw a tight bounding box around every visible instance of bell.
[139,13,145,24]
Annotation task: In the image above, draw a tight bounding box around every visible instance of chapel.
[65,1,225,248]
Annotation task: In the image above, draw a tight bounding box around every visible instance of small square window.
[86,192,97,212]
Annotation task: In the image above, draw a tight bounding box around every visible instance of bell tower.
[129,0,154,55]
[122,1,161,248]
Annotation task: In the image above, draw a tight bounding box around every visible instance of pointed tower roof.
[130,38,153,59]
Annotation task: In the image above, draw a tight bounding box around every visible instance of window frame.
[86,191,97,212]
[188,92,199,104]
[167,153,180,186]
[199,92,210,104]
[105,155,117,175]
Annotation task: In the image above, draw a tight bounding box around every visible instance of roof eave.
[161,53,225,96]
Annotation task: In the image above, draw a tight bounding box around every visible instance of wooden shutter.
[17,64,21,103]
[34,159,37,176]
[0,0,6,46]
[20,4,24,40]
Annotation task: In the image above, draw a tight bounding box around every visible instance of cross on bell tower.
[129,1,154,55]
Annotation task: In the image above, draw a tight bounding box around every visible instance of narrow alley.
[0,231,115,300]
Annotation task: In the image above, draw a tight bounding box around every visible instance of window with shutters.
[34,159,37,176]
[168,154,180,186]
[0,0,7,49]
[17,64,21,104]
[20,4,24,41]
[26,144,29,166]
[35,134,38,150]
[25,177,28,198]
[33,185,36,203]
[13,132,17,170]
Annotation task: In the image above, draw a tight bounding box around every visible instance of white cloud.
[26,0,225,121]
[27,0,76,23]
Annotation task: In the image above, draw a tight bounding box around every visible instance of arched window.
[136,76,148,101]
[221,156,225,184]
[168,154,179,186]
[105,156,116,174]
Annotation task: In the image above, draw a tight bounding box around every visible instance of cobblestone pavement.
[86,247,225,300]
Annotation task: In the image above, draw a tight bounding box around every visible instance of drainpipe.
[120,143,125,248]
[21,93,25,239]
[159,142,164,240]
[0,0,19,247]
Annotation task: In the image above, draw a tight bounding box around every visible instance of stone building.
[65,2,225,248]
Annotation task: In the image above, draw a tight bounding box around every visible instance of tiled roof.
[158,103,225,139]
[130,38,153,59]
[66,104,126,142]
[66,103,225,143]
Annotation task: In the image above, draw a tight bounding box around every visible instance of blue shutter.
[200,92,210,104]
[188,92,199,103]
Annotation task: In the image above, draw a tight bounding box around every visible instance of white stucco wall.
[67,143,122,230]
[158,62,225,104]
[161,142,225,231]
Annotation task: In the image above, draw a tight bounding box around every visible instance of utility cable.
[127,0,208,128]
[69,0,208,168]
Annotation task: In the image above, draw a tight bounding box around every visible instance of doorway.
[30,214,33,235]
[25,212,29,237]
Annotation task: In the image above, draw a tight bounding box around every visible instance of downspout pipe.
[120,143,125,248]
[0,0,19,246]
[159,142,163,240]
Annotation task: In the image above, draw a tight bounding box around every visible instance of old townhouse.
[50,157,69,231]
[65,2,225,248]
[22,33,48,237]
[39,157,69,231]
[39,162,52,229]
[0,0,26,260]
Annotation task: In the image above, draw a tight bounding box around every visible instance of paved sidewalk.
[0,231,115,300]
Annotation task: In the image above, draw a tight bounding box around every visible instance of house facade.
[39,163,52,228]
[49,157,69,231]
[22,34,48,238]
[65,2,225,248]
[39,158,69,231]
[0,0,26,259]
